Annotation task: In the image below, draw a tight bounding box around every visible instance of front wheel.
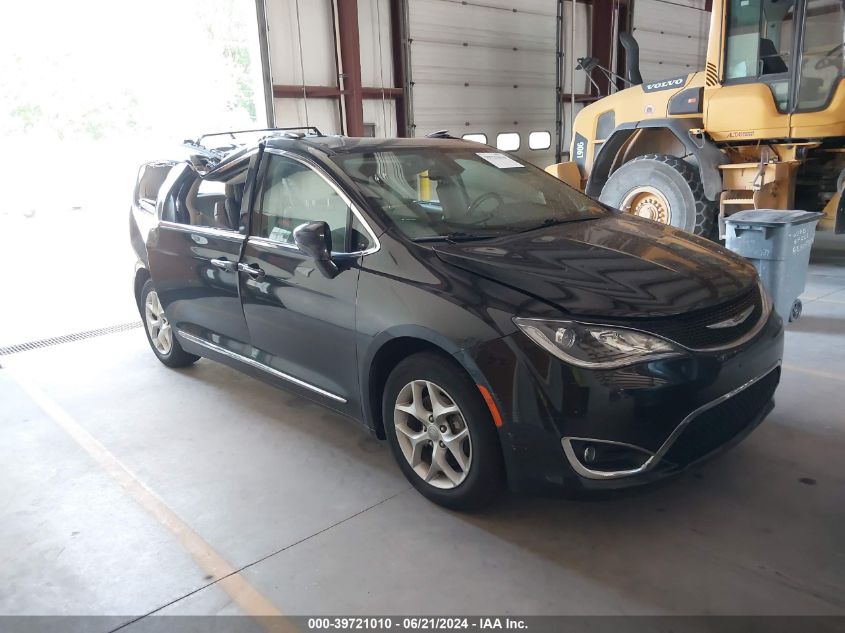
[599,154,716,238]
[383,352,504,510]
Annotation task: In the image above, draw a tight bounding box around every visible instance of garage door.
[407,0,589,166]
[632,0,711,83]
[265,0,344,133]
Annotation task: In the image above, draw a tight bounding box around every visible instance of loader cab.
[723,0,794,111]
[708,0,845,137]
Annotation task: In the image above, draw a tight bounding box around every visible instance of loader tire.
[599,154,716,238]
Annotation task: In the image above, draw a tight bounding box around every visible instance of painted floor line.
[6,366,290,629]
[783,363,845,383]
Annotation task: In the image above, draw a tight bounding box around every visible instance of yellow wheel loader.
[547,0,845,237]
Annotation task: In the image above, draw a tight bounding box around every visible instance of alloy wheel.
[144,290,173,355]
[393,380,472,489]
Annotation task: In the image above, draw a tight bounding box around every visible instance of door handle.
[238,262,266,278]
[210,258,237,272]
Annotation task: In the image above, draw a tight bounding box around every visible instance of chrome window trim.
[158,220,246,240]
[246,235,368,258]
[248,235,300,252]
[562,361,781,480]
[176,330,347,403]
[258,148,381,257]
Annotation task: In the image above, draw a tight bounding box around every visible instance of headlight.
[513,317,686,369]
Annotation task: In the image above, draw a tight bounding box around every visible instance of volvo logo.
[642,75,687,93]
[706,305,755,329]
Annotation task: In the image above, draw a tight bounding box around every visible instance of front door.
[238,150,376,414]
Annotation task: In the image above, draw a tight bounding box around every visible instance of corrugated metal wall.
[262,0,707,161]
[359,0,398,137]
[265,0,395,136]
[632,0,711,83]
[265,0,342,132]
[406,0,589,165]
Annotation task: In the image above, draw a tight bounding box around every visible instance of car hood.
[432,215,757,319]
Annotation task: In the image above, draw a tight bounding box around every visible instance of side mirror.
[293,221,339,279]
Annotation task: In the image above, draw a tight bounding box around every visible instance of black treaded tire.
[139,279,199,369]
[599,153,717,238]
[382,352,505,511]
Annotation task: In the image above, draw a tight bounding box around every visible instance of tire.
[382,352,504,510]
[139,279,199,368]
[599,153,716,238]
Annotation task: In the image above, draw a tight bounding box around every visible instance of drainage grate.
[0,321,143,356]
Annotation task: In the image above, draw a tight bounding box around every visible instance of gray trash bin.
[724,210,823,322]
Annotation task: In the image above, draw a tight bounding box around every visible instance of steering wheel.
[815,43,844,70]
[467,191,504,217]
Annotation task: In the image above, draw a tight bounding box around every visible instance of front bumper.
[467,310,784,493]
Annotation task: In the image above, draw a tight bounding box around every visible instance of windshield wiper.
[517,216,594,234]
[412,232,498,243]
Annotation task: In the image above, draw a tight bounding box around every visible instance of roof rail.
[194,126,323,146]
[182,127,326,172]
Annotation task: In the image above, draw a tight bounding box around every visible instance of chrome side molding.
[176,330,347,404]
[158,220,246,240]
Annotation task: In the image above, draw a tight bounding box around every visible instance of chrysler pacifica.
[130,129,783,509]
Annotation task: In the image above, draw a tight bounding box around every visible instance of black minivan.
[130,130,783,509]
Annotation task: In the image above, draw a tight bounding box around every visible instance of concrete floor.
[2,247,844,627]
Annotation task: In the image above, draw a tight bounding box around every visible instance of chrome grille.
[636,288,763,350]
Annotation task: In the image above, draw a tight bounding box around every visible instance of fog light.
[564,438,654,477]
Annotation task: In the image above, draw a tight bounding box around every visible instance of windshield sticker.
[476,152,525,169]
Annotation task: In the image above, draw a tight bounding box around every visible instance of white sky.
[0,0,265,149]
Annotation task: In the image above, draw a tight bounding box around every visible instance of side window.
[253,155,354,251]
[135,163,172,214]
[496,133,520,152]
[462,133,487,144]
[181,176,244,231]
[528,131,552,150]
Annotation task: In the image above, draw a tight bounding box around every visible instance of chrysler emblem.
[706,305,755,329]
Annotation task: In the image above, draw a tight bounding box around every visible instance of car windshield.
[332,147,608,240]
